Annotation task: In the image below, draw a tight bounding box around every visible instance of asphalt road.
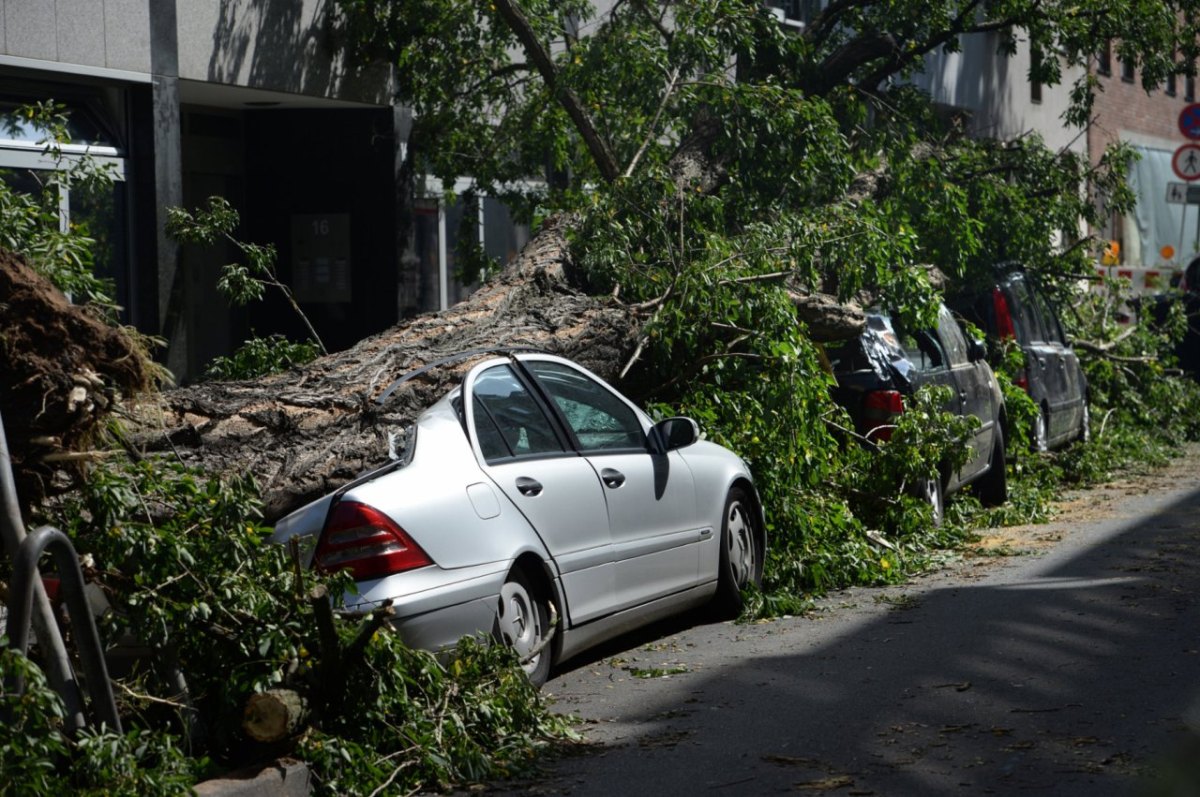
[493,449,1200,796]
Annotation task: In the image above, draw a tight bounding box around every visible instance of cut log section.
[242,688,309,743]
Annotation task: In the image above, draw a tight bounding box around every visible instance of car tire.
[1033,405,1049,453]
[918,475,945,528]
[495,569,552,688]
[711,486,762,619]
[975,430,1007,507]
[1078,401,1091,443]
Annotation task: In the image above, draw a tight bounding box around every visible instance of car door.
[1008,276,1067,440]
[465,362,617,624]
[935,305,996,483]
[1028,283,1084,440]
[520,357,702,612]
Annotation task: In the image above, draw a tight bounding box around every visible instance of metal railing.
[0,409,120,733]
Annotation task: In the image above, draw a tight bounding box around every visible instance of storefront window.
[399,192,531,316]
[0,96,129,316]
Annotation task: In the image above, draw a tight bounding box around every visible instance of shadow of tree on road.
[523,487,1200,796]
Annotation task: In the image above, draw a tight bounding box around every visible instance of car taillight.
[314,501,432,581]
[862,389,904,441]
[1015,369,1029,392]
[993,288,1016,341]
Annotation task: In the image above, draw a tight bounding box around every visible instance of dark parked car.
[827,303,1008,524]
[951,270,1088,451]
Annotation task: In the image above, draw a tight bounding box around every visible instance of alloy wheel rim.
[499,581,541,673]
[727,502,755,587]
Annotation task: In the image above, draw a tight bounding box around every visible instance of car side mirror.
[654,417,699,451]
[967,336,987,363]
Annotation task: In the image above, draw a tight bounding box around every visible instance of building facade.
[0,0,525,380]
[1088,43,1200,276]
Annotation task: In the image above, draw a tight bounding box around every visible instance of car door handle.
[600,468,626,488]
[959,391,967,402]
[515,477,543,497]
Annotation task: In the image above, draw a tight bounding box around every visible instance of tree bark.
[124,215,640,521]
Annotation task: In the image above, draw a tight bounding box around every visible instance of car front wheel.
[711,487,761,619]
[496,570,552,687]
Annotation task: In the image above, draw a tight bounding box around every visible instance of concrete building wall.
[915,32,1087,156]
[0,0,151,74]
[176,1,390,105]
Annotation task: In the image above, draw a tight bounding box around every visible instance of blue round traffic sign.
[1181,103,1200,140]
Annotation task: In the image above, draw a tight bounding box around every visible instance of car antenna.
[375,346,548,406]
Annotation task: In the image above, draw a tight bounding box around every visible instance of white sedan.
[270,352,765,686]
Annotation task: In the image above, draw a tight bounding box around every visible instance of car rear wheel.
[711,487,761,619]
[496,570,552,687]
[975,430,1007,507]
[1078,401,1091,443]
[1033,406,1049,453]
[918,476,945,528]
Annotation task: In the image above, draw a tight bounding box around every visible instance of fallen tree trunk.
[8,209,871,523]
[125,215,640,521]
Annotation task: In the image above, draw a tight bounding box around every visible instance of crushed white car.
[271,351,765,686]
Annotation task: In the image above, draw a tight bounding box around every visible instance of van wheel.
[975,430,1007,507]
[1078,402,1091,443]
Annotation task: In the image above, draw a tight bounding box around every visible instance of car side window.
[470,365,565,462]
[525,361,647,452]
[1009,280,1046,343]
[897,329,945,372]
[936,306,970,366]
[1029,286,1065,344]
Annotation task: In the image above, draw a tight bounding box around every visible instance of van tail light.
[993,288,1016,341]
[862,390,904,441]
[315,501,432,581]
[1015,370,1029,393]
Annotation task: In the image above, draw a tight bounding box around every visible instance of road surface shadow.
[507,485,1200,796]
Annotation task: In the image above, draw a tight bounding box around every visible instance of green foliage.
[300,635,575,795]
[0,648,199,796]
[41,459,574,794]
[53,461,322,756]
[1058,280,1200,480]
[203,334,321,381]
[0,101,118,312]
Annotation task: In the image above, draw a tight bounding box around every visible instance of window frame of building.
[1097,42,1112,76]
[1121,57,1136,83]
[1030,47,1043,104]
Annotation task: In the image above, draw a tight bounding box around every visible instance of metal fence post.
[0,411,86,729]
